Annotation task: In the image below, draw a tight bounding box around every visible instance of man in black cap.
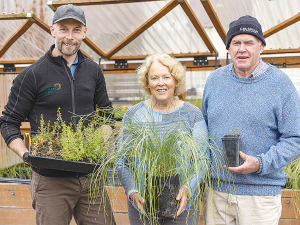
[0,4,115,225]
[201,15,300,224]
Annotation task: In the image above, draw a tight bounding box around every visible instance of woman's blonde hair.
[136,53,186,96]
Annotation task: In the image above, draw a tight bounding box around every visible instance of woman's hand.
[129,192,146,215]
[176,186,188,216]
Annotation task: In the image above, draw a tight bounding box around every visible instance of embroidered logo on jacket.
[44,83,61,94]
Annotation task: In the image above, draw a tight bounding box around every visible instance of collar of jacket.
[46,44,86,66]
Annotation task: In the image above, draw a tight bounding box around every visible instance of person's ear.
[83,27,87,39]
[50,25,55,38]
[260,44,265,54]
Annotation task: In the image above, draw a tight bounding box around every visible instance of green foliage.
[284,157,300,217]
[31,107,116,164]
[0,163,32,179]
[129,91,149,106]
[186,98,202,109]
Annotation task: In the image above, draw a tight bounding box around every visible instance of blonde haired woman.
[118,53,209,225]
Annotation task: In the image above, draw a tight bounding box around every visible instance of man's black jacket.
[0,45,112,177]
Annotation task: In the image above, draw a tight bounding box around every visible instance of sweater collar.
[227,62,273,83]
[46,44,86,66]
[230,59,270,79]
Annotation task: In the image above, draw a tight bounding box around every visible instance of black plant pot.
[221,135,241,167]
[145,174,180,219]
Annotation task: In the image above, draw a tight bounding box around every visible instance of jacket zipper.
[62,59,77,127]
[62,56,86,128]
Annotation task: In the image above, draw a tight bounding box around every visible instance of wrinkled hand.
[129,192,146,215]
[225,151,260,174]
[176,187,188,217]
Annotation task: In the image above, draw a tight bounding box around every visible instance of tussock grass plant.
[91,107,228,225]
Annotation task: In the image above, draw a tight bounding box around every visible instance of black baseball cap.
[52,4,86,26]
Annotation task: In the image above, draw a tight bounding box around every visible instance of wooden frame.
[1,0,300,66]
[200,0,226,45]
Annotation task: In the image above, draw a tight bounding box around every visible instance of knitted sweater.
[117,101,209,212]
[201,64,300,195]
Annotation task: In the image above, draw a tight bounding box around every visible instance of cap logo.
[240,27,258,34]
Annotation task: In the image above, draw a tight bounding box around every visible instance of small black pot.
[221,135,241,167]
[145,174,180,219]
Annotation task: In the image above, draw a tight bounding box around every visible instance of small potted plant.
[221,134,241,167]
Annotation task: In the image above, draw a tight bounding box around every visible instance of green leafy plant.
[30,107,116,164]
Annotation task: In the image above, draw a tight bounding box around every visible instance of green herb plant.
[30,107,116,164]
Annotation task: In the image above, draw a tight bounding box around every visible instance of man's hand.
[129,192,146,215]
[176,186,188,217]
[23,152,30,164]
[225,151,260,174]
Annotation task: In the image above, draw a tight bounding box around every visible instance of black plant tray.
[28,146,100,174]
[28,154,100,173]
[28,131,101,173]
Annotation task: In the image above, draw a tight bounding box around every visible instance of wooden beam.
[264,13,300,38]
[31,15,52,34]
[0,19,34,58]
[81,50,95,60]
[105,0,179,59]
[179,0,218,55]
[200,0,226,44]
[110,52,212,60]
[0,13,29,20]
[0,60,37,64]
[102,59,221,71]
[48,0,165,9]
[262,48,300,54]
[262,56,300,68]
[83,37,106,58]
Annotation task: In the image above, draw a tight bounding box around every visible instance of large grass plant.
[91,107,219,224]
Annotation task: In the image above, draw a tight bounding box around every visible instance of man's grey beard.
[56,40,81,56]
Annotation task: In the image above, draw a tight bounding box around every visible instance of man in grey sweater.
[201,15,300,225]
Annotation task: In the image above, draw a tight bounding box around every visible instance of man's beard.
[56,40,81,56]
